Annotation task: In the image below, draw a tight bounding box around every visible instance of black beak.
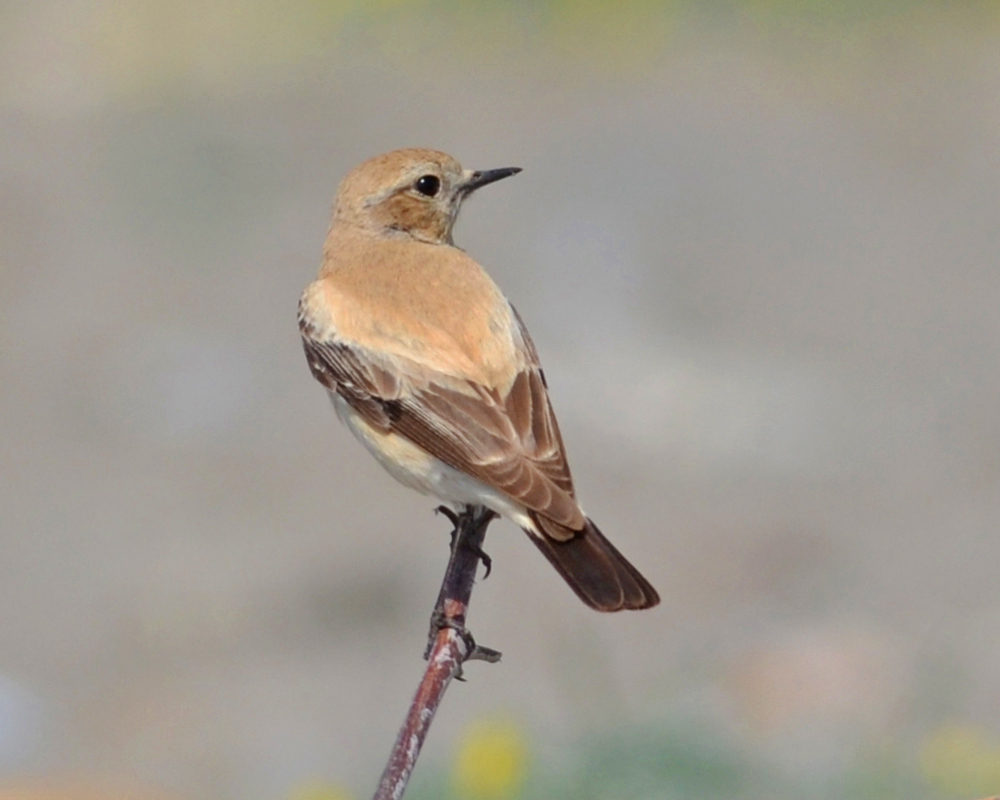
[461,166,522,194]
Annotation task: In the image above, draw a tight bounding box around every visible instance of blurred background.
[2,1,1000,798]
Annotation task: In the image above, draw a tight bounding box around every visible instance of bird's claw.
[424,608,502,670]
[434,506,492,578]
[466,540,492,579]
[434,505,460,527]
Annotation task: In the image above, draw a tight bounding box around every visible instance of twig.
[372,505,501,800]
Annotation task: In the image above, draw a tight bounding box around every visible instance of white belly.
[330,393,537,532]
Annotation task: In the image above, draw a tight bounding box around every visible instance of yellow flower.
[920,724,1000,798]
[452,715,529,799]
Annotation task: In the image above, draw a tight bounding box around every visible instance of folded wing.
[299,299,584,534]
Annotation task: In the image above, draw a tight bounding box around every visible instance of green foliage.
[407,720,766,800]
[400,716,1000,800]
[557,727,759,800]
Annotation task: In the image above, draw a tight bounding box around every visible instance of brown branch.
[372,505,500,800]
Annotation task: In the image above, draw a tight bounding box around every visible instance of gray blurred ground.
[1,2,999,798]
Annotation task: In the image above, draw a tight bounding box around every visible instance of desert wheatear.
[299,148,658,611]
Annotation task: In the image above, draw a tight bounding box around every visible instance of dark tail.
[525,517,660,611]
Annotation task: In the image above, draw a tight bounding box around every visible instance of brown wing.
[299,301,583,534]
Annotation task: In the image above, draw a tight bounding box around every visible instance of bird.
[298,148,659,612]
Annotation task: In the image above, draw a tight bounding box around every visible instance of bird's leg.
[435,504,493,577]
[424,505,501,668]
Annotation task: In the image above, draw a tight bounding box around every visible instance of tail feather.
[525,516,660,611]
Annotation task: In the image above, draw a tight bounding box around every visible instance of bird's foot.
[434,505,493,578]
[424,608,502,676]
[464,539,492,579]
[434,504,461,529]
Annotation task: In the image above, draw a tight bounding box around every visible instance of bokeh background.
[2,1,1000,798]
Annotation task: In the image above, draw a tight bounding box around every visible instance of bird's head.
[332,148,521,244]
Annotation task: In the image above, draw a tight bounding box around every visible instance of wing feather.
[299,297,582,534]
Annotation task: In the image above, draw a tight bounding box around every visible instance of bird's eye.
[414,175,440,197]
